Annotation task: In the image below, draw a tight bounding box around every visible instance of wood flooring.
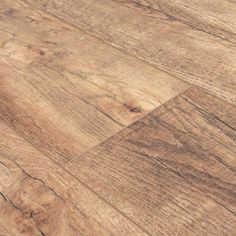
[0,0,235,235]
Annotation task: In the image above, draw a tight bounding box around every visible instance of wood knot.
[129,107,141,113]
[39,50,45,56]
[124,104,142,113]
[3,8,14,16]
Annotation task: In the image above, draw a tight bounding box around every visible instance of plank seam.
[65,85,236,219]
[63,86,193,166]
[18,0,235,105]
[114,0,236,45]
[17,0,193,87]
[0,119,152,236]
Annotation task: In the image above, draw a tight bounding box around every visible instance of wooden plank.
[22,0,236,104]
[0,187,42,236]
[0,65,120,165]
[66,86,236,235]
[0,156,111,236]
[0,121,148,235]
[131,0,236,43]
[0,0,189,164]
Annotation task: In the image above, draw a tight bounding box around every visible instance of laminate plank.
[66,86,236,235]
[0,0,189,164]
[0,120,148,235]
[0,187,42,236]
[130,0,236,43]
[23,0,236,104]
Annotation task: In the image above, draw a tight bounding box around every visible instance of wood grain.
[130,0,236,43]
[0,187,42,236]
[66,86,236,235]
[22,0,236,104]
[0,120,148,235]
[0,0,189,164]
[1,0,236,234]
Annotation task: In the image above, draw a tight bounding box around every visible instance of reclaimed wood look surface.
[0,0,236,235]
[23,0,236,104]
[0,0,189,164]
[66,87,236,235]
[132,0,236,43]
[0,121,148,235]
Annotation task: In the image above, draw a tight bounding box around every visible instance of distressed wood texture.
[66,87,236,235]
[0,120,148,235]
[130,0,236,43]
[0,0,189,164]
[0,194,42,236]
[23,0,236,104]
[1,0,236,235]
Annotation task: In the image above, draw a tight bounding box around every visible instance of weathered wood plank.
[0,157,112,236]
[66,86,236,235]
[130,0,236,43]
[22,0,236,103]
[1,0,235,234]
[0,121,148,235]
[0,187,42,236]
[0,0,189,164]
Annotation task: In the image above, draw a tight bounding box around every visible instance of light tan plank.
[66,87,236,235]
[0,64,122,164]
[0,156,111,236]
[0,0,189,164]
[22,0,236,104]
[0,190,42,236]
[0,120,148,235]
[131,0,236,43]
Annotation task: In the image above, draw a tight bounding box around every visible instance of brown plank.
[0,188,42,236]
[0,156,111,236]
[0,0,189,164]
[22,0,236,104]
[0,120,148,235]
[131,0,236,43]
[66,86,236,235]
